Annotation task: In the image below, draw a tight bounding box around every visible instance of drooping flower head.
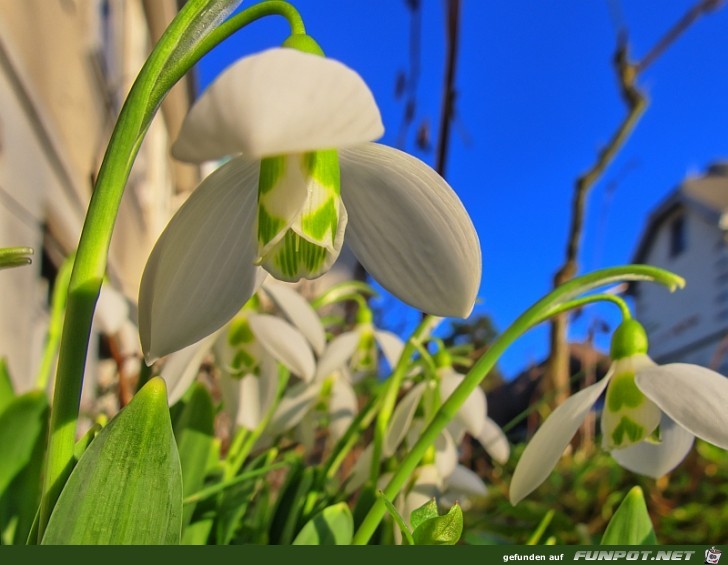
[139,34,481,362]
[509,318,728,505]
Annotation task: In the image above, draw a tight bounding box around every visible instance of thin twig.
[546,0,722,407]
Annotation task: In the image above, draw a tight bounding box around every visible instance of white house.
[0,0,199,396]
[629,161,728,374]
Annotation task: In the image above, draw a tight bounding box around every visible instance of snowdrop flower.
[510,319,728,505]
[139,39,481,362]
[161,303,317,438]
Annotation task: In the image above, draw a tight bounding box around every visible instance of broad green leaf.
[41,378,183,544]
[0,392,49,496]
[601,486,657,545]
[0,397,48,545]
[412,503,463,546]
[292,502,354,545]
[410,498,439,530]
[0,358,15,416]
[174,382,216,529]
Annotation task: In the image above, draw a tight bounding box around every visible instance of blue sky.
[197,1,728,379]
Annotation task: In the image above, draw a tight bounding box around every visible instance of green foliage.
[41,378,183,544]
[0,391,48,545]
[174,382,217,529]
[601,486,657,545]
[0,358,14,415]
[463,440,728,545]
[292,502,353,545]
[412,502,463,545]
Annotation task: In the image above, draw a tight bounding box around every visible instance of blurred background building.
[629,161,728,373]
[0,0,200,393]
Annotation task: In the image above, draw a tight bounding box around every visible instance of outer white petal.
[445,465,488,499]
[340,143,481,318]
[315,330,360,381]
[636,363,728,449]
[373,330,405,369]
[172,48,383,162]
[384,382,426,456]
[161,331,221,405]
[440,370,486,439]
[476,417,511,465]
[265,381,320,437]
[329,379,359,442]
[611,415,695,478]
[435,430,458,481]
[248,314,315,381]
[139,157,264,362]
[509,376,611,505]
[261,280,326,355]
[94,284,129,335]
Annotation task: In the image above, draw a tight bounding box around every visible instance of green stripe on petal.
[601,354,661,450]
[296,150,341,247]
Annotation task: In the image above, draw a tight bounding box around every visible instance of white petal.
[509,376,610,505]
[329,379,358,442]
[161,331,220,406]
[262,280,326,355]
[237,374,263,430]
[266,381,320,437]
[315,330,360,381]
[94,284,129,335]
[611,415,695,478]
[139,157,264,362]
[248,314,315,381]
[445,465,488,499]
[373,330,405,369]
[476,417,511,465]
[384,382,426,456]
[340,143,481,318]
[172,48,383,162]
[440,370,486,439]
[636,363,728,449]
[435,430,458,480]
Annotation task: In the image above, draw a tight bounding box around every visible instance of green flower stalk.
[38,0,308,539]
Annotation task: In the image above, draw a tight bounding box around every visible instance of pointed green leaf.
[412,503,463,546]
[601,486,657,545]
[0,394,48,545]
[410,498,439,530]
[41,378,183,544]
[174,382,216,528]
[0,392,49,496]
[0,358,15,416]
[292,502,353,545]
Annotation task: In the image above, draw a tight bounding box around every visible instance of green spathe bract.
[41,378,183,544]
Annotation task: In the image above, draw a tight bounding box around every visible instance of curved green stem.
[352,265,683,544]
[38,0,307,539]
[533,292,632,327]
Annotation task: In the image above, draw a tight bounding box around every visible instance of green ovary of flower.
[256,150,344,281]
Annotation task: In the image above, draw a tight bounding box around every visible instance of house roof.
[631,161,728,264]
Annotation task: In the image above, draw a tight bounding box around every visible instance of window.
[669,215,686,257]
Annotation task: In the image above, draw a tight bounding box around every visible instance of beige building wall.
[0,0,198,393]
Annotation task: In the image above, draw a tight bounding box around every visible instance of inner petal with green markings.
[256,149,346,281]
[601,354,661,450]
